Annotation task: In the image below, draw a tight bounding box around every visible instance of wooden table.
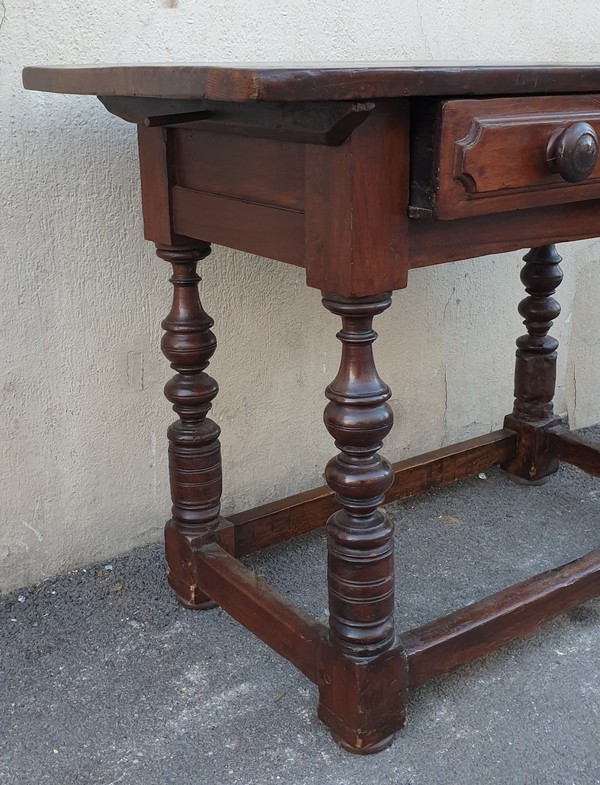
[23,63,600,753]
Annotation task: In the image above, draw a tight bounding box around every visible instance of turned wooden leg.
[317,293,407,753]
[503,245,563,483]
[156,243,221,609]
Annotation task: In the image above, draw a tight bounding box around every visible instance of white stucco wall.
[2,0,600,593]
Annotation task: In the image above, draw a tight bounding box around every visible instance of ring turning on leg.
[156,243,222,609]
[503,245,564,483]
[317,293,406,753]
[322,293,395,658]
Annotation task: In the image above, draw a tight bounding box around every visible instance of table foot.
[165,521,217,609]
[506,472,551,486]
[175,595,217,611]
[317,646,408,754]
[332,732,396,755]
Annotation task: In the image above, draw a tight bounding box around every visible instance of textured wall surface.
[2,0,600,593]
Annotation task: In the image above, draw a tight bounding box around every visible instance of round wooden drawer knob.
[546,122,598,183]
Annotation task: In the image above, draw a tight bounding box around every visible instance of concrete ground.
[2,427,600,785]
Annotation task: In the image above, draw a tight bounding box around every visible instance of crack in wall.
[441,286,455,446]
[442,285,456,323]
[443,364,449,445]
[414,0,433,57]
[572,362,578,426]
[0,2,6,33]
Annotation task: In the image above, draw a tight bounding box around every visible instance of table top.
[22,62,600,102]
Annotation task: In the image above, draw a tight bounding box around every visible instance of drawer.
[409,95,600,220]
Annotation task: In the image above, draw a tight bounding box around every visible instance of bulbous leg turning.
[156,243,221,609]
[317,293,406,753]
[503,245,564,483]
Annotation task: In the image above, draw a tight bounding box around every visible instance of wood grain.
[317,646,407,753]
[550,428,600,476]
[321,294,396,660]
[195,542,327,683]
[402,546,600,689]
[137,126,180,245]
[157,244,222,610]
[305,101,410,296]
[171,186,305,266]
[386,429,517,501]
[102,95,375,144]
[173,129,305,210]
[407,197,600,270]
[422,95,600,219]
[23,63,600,102]
[502,245,563,483]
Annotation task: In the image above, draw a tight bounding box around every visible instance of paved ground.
[2,427,600,785]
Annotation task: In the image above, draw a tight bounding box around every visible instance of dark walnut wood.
[305,101,409,296]
[503,245,563,483]
[194,542,328,684]
[102,95,376,144]
[407,197,600,271]
[401,545,600,689]
[172,186,304,267]
[156,243,222,610]
[410,95,600,220]
[321,293,396,659]
[318,293,406,752]
[511,244,563,424]
[549,427,600,477]
[22,62,600,102]
[122,86,600,292]
[23,62,600,755]
[547,121,599,183]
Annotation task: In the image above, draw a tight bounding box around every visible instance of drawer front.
[411,95,600,220]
